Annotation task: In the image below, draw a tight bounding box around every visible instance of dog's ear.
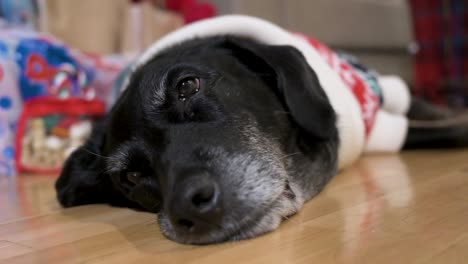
[222,37,336,140]
[55,118,131,208]
[55,120,108,207]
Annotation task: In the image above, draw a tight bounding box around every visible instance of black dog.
[55,19,468,244]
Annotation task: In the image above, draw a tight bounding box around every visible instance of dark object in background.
[404,96,468,148]
[409,0,468,108]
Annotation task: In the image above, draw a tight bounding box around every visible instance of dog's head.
[56,36,338,244]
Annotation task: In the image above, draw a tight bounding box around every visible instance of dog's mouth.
[158,203,279,245]
[157,181,300,245]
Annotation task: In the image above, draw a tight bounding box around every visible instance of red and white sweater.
[124,15,411,169]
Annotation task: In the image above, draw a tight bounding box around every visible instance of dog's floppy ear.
[55,120,108,207]
[55,118,130,208]
[223,37,336,140]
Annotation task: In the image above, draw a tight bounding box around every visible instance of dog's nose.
[168,171,223,235]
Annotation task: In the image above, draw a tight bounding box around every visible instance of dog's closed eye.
[126,171,142,184]
[120,162,153,188]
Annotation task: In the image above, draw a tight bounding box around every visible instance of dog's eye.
[126,171,141,184]
[177,77,200,101]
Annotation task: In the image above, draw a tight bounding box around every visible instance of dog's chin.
[157,187,304,245]
[157,210,280,245]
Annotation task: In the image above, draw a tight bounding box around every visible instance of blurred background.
[0,0,466,177]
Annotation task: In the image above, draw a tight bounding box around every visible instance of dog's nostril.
[191,185,215,208]
[177,219,194,230]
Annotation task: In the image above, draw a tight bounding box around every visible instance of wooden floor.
[1,150,467,264]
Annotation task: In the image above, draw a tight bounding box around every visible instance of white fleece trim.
[365,110,408,153]
[378,75,411,115]
[124,15,366,169]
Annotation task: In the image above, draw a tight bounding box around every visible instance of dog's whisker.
[82,148,112,160]
[98,166,116,175]
[280,152,301,160]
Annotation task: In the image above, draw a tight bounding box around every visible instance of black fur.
[56,36,338,244]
